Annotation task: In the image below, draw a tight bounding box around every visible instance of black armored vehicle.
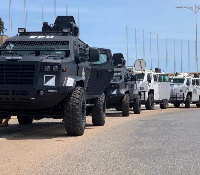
[0,16,100,136]
[86,48,114,126]
[106,53,141,116]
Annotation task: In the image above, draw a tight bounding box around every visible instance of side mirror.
[89,48,100,62]
[74,27,79,36]
[131,75,137,81]
[147,78,151,83]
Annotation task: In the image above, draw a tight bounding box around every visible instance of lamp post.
[177,5,200,73]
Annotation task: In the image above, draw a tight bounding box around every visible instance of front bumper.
[169,93,185,103]
[0,86,73,111]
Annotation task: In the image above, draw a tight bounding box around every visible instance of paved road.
[0,106,200,175]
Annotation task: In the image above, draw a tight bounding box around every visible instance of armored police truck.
[134,59,170,110]
[86,48,114,126]
[170,73,200,108]
[0,16,100,136]
[106,53,141,116]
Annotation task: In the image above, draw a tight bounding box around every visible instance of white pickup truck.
[134,59,170,110]
[170,73,200,108]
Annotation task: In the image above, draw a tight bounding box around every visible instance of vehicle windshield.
[171,78,185,84]
[135,73,145,80]
[92,53,108,65]
[158,75,169,82]
[113,71,122,81]
[0,41,69,57]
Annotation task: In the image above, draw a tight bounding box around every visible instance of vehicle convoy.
[170,73,200,108]
[0,16,101,136]
[134,59,170,110]
[106,53,141,116]
[86,48,114,126]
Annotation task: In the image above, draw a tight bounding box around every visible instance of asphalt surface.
[0,106,200,175]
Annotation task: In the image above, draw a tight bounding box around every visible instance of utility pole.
[24,0,27,29]
[143,30,145,60]
[42,0,44,25]
[9,0,11,37]
[126,26,129,66]
[166,36,168,73]
[157,34,159,68]
[66,5,68,16]
[150,32,152,70]
[181,39,183,72]
[174,38,176,73]
[188,40,190,72]
[54,0,56,20]
[135,28,138,61]
[177,4,200,73]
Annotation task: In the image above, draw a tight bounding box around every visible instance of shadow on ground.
[0,121,95,140]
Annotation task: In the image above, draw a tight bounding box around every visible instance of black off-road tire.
[133,96,141,114]
[122,94,130,117]
[185,95,191,108]
[145,93,154,110]
[18,116,33,125]
[174,103,180,108]
[115,106,122,111]
[64,86,86,136]
[196,104,200,108]
[160,100,168,109]
[91,93,106,126]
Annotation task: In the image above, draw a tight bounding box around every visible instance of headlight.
[44,66,51,72]
[53,66,59,72]
[41,64,61,73]
[140,87,144,90]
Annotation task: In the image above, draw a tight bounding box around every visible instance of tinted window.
[171,78,185,83]
[192,79,196,85]
[196,79,200,86]
[135,73,145,80]
[159,75,169,82]
[92,54,107,65]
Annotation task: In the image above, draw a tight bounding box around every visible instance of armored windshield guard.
[113,53,126,67]
[18,16,79,37]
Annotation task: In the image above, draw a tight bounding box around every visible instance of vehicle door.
[87,51,114,96]
[192,79,198,101]
[77,44,91,91]
[196,79,200,101]
[158,74,170,100]
[151,73,159,100]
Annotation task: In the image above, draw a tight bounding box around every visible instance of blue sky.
[0,0,200,73]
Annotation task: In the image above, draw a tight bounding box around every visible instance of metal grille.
[0,64,35,85]
[1,41,69,50]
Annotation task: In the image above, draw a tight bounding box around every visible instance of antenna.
[66,5,68,16]
[188,40,190,72]
[166,36,168,73]
[54,0,56,20]
[157,34,159,68]
[135,28,138,61]
[143,30,145,60]
[42,0,44,25]
[9,0,11,37]
[150,32,152,69]
[126,26,129,66]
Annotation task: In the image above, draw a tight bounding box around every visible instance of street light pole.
[177,4,200,73]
